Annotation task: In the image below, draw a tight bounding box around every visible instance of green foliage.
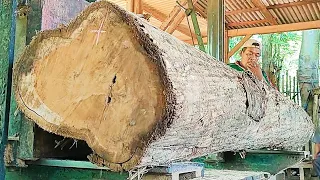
[266,32,301,60]
[228,32,301,62]
[228,36,243,61]
[260,32,301,87]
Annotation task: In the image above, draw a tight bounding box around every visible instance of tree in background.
[261,32,301,88]
[298,30,320,114]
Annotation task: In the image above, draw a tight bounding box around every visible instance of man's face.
[240,47,261,69]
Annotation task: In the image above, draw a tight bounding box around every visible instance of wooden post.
[311,94,319,156]
[297,70,300,105]
[293,76,296,103]
[26,0,42,44]
[126,0,134,12]
[224,30,229,64]
[134,0,143,14]
[0,0,16,178]
[16,0,42,160]
[312,94,319,128]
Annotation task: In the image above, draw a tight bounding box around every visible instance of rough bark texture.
[13,1,314,171]
[262,34,278,87]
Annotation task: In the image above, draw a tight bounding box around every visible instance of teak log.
[13,1,313,171]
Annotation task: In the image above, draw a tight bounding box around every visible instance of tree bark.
[13,1,314,171]
[262,34,281,88]
[262,34,274,84]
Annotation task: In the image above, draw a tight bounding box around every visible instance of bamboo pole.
[286,70,289,96]
[297,70,300,105]
[289,75,292,100]
[311,94,319,154]
[293,76,296,103]
[281,74,285,94]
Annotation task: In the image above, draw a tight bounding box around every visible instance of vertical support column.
[0,0,13,141]
[6,2,28,167]
[15,0,42,161]
[0,0,17,178]
[224,30,229,64]
[312,94,319,128]
[127,0,134,12]
[127,0,143,14]
[27,0,42,44]
[207,0,225,61]
[187,0,205,52]
[134,0,143,14]
[311,94,319,157]
[0,2,12,142]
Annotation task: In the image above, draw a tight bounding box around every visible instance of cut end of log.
[14,2,167,169]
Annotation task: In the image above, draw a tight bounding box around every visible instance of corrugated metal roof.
[107,0,320,42]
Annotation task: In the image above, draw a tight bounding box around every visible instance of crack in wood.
[98,75,117,127]
[18,87,46,123]
[241,71,267,122]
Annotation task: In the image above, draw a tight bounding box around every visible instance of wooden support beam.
[176,23,197,37]
[143,4,165,20]
[226,7,260,16]
[251,0,278,25]
[160,1,187,31]
[183,36,207,44]
[134,0,143,14]
[143,4,196,37]
[127,0,143,14]
[166,0,198,34]
[228,20,320,37]
[227,19,269,27]
[227,35,252,59]
[185,20,320,41]
[224,30,229,64]
[166,10,186,34]
[126,0,134,12]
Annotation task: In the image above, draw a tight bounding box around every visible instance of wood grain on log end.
[13,1,169,169]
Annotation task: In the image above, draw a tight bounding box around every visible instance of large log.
[13,1,313,171]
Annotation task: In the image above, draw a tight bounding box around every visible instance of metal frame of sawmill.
[1,0,320,179]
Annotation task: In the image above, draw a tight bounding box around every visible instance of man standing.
[228,39,272,86]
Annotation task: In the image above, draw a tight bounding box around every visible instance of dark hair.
[240,47,247,54]
[252,42,260,47]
